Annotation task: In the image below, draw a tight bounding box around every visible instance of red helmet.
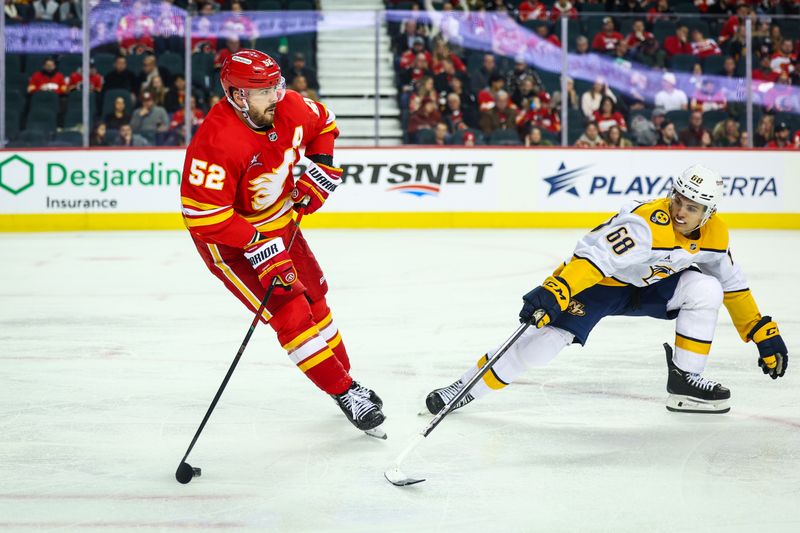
[220,49,285,100]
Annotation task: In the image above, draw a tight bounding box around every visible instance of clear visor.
[245,76,286,102]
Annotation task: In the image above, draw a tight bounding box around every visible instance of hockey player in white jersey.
[426,164,788,414]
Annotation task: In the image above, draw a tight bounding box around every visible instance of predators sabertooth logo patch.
[567,300,585,317]
[650,210,670,226]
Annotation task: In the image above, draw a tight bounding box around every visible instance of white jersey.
[567,197,748,292]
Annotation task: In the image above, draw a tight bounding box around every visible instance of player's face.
[669,192,706,234]
[246,86,282,128]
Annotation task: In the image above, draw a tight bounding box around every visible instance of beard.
[248,105,276,129]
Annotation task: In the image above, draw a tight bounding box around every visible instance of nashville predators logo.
[566,299,585,317]
[642,265,675,285]
[650,210,670,226]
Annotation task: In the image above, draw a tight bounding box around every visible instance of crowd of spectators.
[4,0,320,147]
[389,0,800,148]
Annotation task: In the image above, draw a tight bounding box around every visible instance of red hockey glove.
[748,316,788,379]
[291,161,342,215]
[243,235,298,289]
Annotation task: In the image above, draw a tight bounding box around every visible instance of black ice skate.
[332,381,387,439]
[425,378,475,415]
[664,343,730,414]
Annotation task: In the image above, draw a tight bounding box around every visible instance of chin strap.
[226,89,265,130]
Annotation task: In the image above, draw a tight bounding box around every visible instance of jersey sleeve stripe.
[319,122,338,135]
[182,205,231,217]
[723,287,750,294]
[183,208,234,228]
[181,196,227,210]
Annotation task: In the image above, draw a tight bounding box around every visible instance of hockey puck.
[175,461,201,484]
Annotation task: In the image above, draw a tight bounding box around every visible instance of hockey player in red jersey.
[180,49,386,436]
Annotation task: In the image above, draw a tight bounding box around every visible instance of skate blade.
[384,465,425,486]
[364,427,388,440]
[666,394,730,414]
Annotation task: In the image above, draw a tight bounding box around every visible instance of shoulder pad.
[699,214,730,252]
[630,198,675,250]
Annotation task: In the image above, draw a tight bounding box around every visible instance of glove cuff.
[243,236,285,268]
[542,275,571,311]
[748,315,778,343]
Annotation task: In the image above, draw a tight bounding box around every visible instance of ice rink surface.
[1,228,798,533]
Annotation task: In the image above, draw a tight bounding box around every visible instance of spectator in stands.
[58,0,81,25]
[621,70,649,112]
[517,95,560,136]
[690,28,722,59]
[506,60,542,99]
[407,97,441,141]
[534,24,561,48]
[549,0,577,21]
[393,18,426,56]
[766,122,793,148]
[154,0,184,54]
[431,39,466,75]
[770,39,797,78]
[434,57,469,94]
[691,78,727,112]
[104,96,131,130]
[575,121,606,148]
[753,114,775,147]
[400,51,433,90]
[656,120,683,147]
[32,0,58,20]
[478,73,505,112]
[592,17,624,55]
[192,1,218,54]
[409,76,437,113]
[168,95,205,146]
[27,57,67,95]
[284,52,320,93]
[104,56,138,95]
[222,1,257,46]
[144,75,169,107]
[67,60,103,93]
[678,111,710,146]
[130,91,169,141]
[753,53,779,82]
[552,76,579,113]
[511,77,540,109]
[290,75,318,101]
[718,2,751,46]
[654,72,688,112]
[136,54,173,96]
[479,90,517,135]
[116,123,149,146]
[764,72,796,113]
[793,130,800,150]
[663,24,692,57]
[448,76,476,112]
[90,122,110,147]
[630,107,665,146]
[713,117,740,147]
[517,0,547,22]
[462,130,477,147]
[626,19,654,52]
[574,36,590,56]
[739,130,749,148]
[399,36,431,73]
[720,55,737,77]
[442,92,478,132]
[164,74,187,113]
[635,33,666,68]
[612,40,635,64]
[616,0,648,13]
[116,0,156,54]
[580,78,617,120]
[606,124,634,147]
[214,37,243,71]
[646,0,675,26]
[593,96,627,135]
[433,121,450,146]
[470,54,499,95]
[4,0,24,23]
[724,24,748,61]
[525,126,553,147]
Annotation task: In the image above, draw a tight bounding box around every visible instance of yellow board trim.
[297,348,334,373]
[675,333,712,355]
[3,212,800,232]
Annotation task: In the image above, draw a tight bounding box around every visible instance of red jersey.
[67,71,103,92]
[181,91,338,248]
[592,111,627,133]
[170,108,206,130]
[691,38,722,58]
[663,36,692,57]
[592,31,624,53]
[28,71,67,94]
[518,1,548,21]
[626,31,654,49]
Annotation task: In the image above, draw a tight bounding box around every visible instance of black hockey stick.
[176,197,310,484]
[384,313,541,487]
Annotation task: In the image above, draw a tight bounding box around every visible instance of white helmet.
[671,164,724,227]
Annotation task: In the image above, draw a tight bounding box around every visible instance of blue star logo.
[543,162,592,197]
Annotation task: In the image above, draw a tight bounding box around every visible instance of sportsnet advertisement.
[0,148,798,230]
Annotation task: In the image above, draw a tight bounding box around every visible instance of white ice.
[1,229,798,532]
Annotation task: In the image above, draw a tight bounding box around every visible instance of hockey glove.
[520,276,571,328]
[244,234,298,289]
[748,316,788,379]
[292,161,342,215]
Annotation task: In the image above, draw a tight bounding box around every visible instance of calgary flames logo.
[249,149,294,211]
[641,265,675,285]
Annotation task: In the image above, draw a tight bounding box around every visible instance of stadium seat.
[6,54,22,74]
[670,54,699,72]
[4,109,21,141]
[286,0,314,9]
[17,129,49,145]
[255,37,282,56]
[24,53,53,74]
[52,130,84,146]
[58,55,83,76]
[30,91,59,111]
[191,53,214,90]
[489,129,522,146]
[158,52,185,77]
[653,21,677,44]
[252,0,283,9]
[92,53,116,76]
[703,55,726,74]
[127,53,147,75]
[665,109,690,131]
[414,129,436,145]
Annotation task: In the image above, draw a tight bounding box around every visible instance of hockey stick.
[175,197,310,484]
[384,313,541,487]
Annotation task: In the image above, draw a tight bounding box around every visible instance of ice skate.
[332,382,387,439]
[664,343,730,413]
[425,378,475,415]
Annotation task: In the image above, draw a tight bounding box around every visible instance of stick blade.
[384,465,425,486]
